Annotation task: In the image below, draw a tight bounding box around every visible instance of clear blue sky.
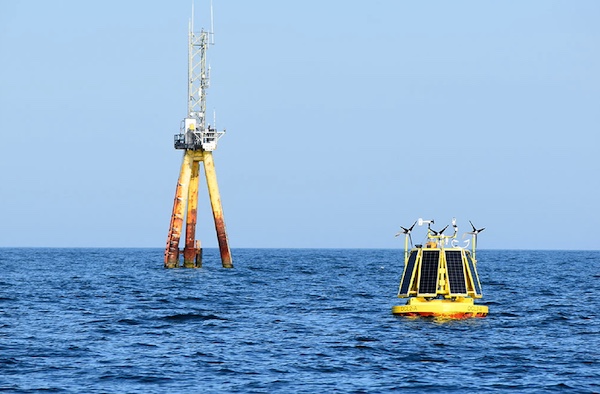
[1,1,598,249]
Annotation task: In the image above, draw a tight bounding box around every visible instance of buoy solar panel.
[398,250,419,296]
[445,250,468,296]
[417,250,440,296]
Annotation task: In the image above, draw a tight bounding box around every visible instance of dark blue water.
[1,248,598,393]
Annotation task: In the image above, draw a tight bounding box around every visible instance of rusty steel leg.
[202,151,233,268]
[164,151,194,268]
[183,160,200,268]
[194,239,203,268]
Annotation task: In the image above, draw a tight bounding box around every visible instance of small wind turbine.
[466,220,485,260]
[395,220,417,264]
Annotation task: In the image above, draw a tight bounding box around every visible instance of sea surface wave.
[1,248,598,393]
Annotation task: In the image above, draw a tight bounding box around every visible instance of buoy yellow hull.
[392,297,488,319]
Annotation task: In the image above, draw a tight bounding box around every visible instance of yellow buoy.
[392,218,488,319]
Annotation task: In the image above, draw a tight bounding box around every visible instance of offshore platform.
[164,7,232,269]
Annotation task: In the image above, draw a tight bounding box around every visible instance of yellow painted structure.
[202,151,232,267]
[392,218,488,318]
[183,161,200,268]
[392,297,488,318]
[165,150,232,269]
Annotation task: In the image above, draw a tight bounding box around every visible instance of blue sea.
[1,248,598,393]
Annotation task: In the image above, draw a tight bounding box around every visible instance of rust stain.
[164,152,193,268]
[165,193,185,268]
[194,239,203,268]
[214,214,232,268]
[183,161,200,267]
[182,207,197,267]
[165,150,232,268]
[202,151,233,268]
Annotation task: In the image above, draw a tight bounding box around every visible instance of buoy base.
[392,297,488,319]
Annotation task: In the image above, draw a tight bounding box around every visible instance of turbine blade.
[409,220,417,231]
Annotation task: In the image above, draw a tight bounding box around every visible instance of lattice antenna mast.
[175,1,224,152]
[187,6,208,123]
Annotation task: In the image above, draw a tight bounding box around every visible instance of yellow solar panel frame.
[464,250,483,298]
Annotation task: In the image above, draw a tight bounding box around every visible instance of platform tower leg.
[183,160,200,268]
[164,151,194,268]
[203,151,233,268]
[165,151,232,268]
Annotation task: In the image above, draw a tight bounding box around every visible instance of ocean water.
[0,248,598,393]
